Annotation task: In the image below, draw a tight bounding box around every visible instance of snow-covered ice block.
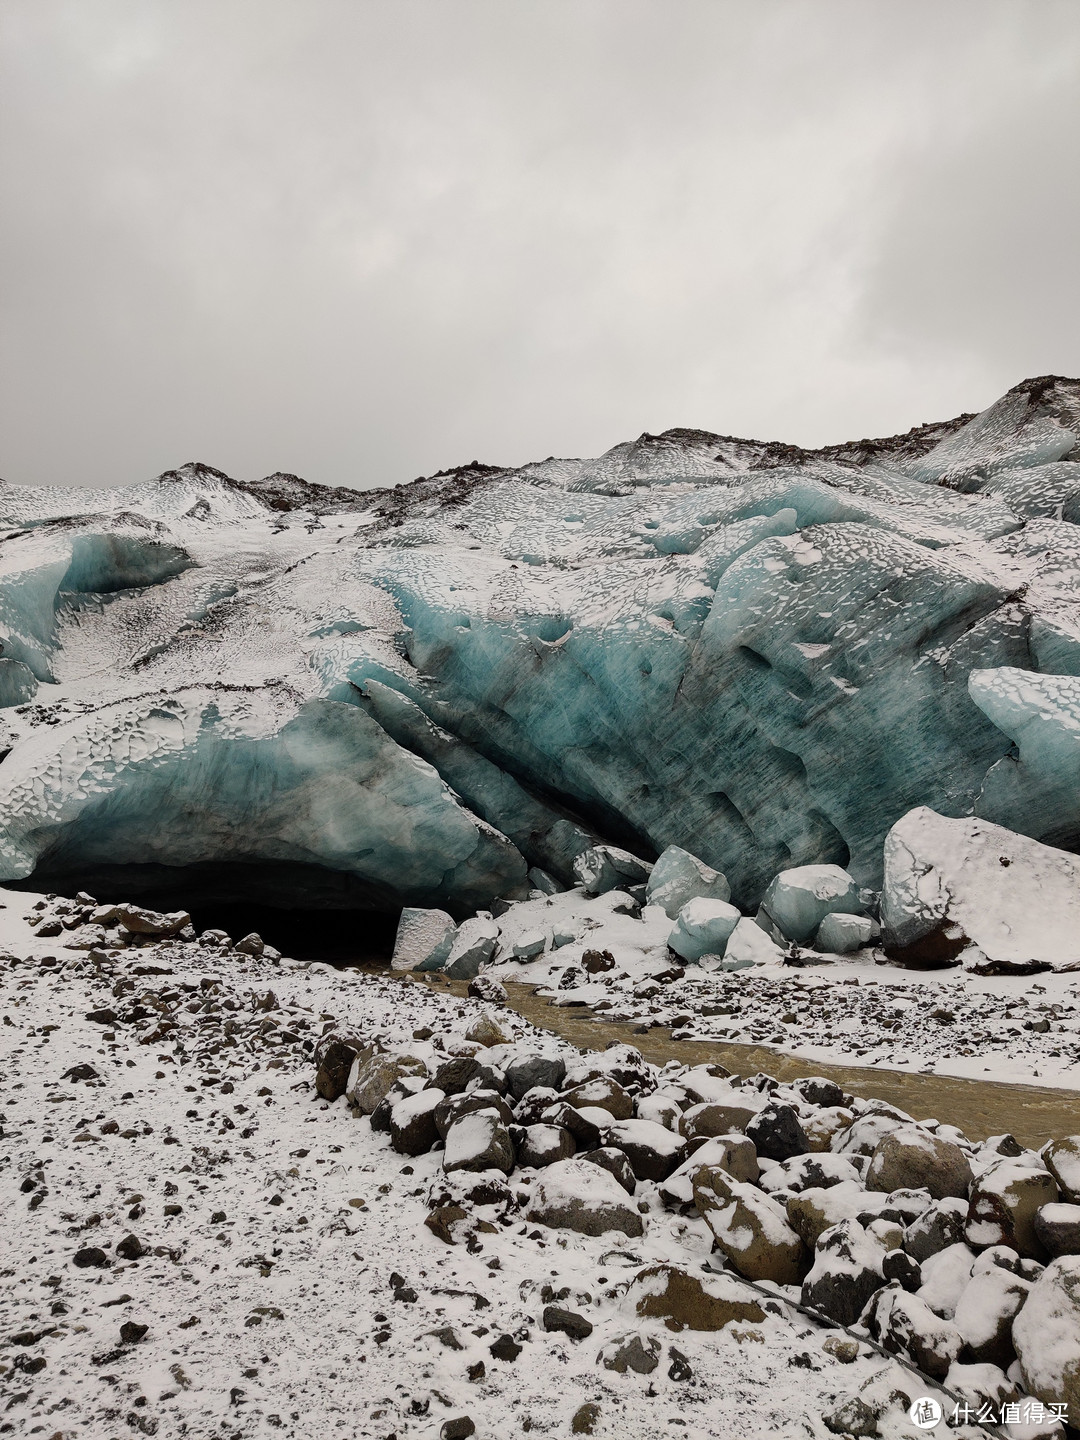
[444,914,500,980]
[645,844,730,919]
[761,864,863,943]
[881,807,1080,968]
[815,912,874,954]
[723,917,783,968]
[667,897,741,962]
[391,907,456,972]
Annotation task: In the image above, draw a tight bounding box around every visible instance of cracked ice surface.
[0,377,1078,910]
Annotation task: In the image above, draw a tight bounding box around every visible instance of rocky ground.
[2,891,1079,1440]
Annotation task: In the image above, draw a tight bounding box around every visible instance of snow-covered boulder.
[116,902,190,936]
[865,1125,973,1201]
[390,907,457,972]
[666,897,741,962]
[1045,1137,1080,1203]
[645,845,730,919]
[802,1218,887,1325]
[1012,1255,1080,1420]
[693,1165,805,1284]
[604,1118,686,1181]
[951,1264,1030,1368]
[527,1157,644,1238]
[1035,1203,1080,1259]
[760,864,863,943]
[722,916,783,968]
[442,1107,515,1174]
[881,808,1080,969]
[572,845,652,896]
[862,1282,964,1378]
[444,914,500,980]
[966,1158,1060,1258]
[625,1263,765,1331]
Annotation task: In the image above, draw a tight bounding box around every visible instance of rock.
[562,1077,634,1121]
[542,1306,592,1340]
[605,1119,686,1181]
[916,1242,976,1319]
[836,1113,909,1158]
[678,1097,762,1140]
[543,1101,608,1152]
[1012,1255,1080,1420]
[572,844,652,895]
[441,1417,476,1440]
[348,1053,426,1114]
[660,1134,759,1207]
[467,974,508,1005]
[425,1204,472,1244]
[233,932,264,957]
[513,1085,562,1125]
[944,1360,1018,1413]
[952,1265,1030,1368]
[510,930,547,960]
[760,864,862,944]
[693,1166,806,1285]
[823,1335,860,1363]
[667,897,742,962]
[464,1010,510,1047]
[600,1334,662,1373]
[822,1396,883,1438]
[517,1124,576,1168]
[966,1159,1060,1258]
[391,907,457,972]
[760,1152,860,1195]
[646,845,731,919]
[815,912,874,953]
[73,1246,109,1269]
[563,1043,651,1093]
[580,948,615,973]
[862,1283,964,1378]
[444,915,500,980]
[314,1035,368,1102]
[527,866,562,894]
[1045,1137,1080,1203]
[443,1109,515,1174]
[903,1197,969,1263]
[626,1263,766,1331]
[580,1146,637,1194]
[787,1182,882,1248]
[802,1106,855,1153]
[505,1054,566,1099]
[571,1402,601,1435]
[527,1157,644,1238]
[746,1102,810,1162]
[115,903,191,936]
[120,1320,148,1343]
[635,1089,682,1130]
[433,1088,512,1140]
[795,1077,848,1109]
[1035,1203,1080,1258]
[806,1215,887,1324]
[488,1334,521,1362]
[723,917,784,968]
[866,1125,973,1201]
[390,1088,445,1156]
[428,1056,482,1095]
[114,1234,146,1261]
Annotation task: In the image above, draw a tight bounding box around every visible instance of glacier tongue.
[0,376,1078,913]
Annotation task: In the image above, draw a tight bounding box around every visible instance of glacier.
[0,376,1079,917]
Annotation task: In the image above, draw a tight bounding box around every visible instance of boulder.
[543,1101,609,1152]
[1045,1137,1080,1203]
[233,931,264,956]
[660,1135,759,1208]
[428,1056,483,1095]
[1012,1255,1080,1420]
[679,1096,763,1140]
[390,1088,445,1156]
[434,1089,513,1141]
[625,1263,766,1331]
[866,1125,972,1202]
[599,1334,661,1373]
[760,864,863,944]
[646,845,731,919]
[759,1152,861,1194]
[693,1166,806,1285]
[802,1219,887,1325]
[505,1054,566,1100]
[787,1181,885,1248]
[903,1197,969,1263]
[573,844,652,895]
[1035,1203,1080,1259]
[517,1124,576,1168]
[391,907,457,972]
[861,1283,964,1379]
[464,1010,510,1048]
[636,1090,683,1130]
[562,1077,634,1121]
[745,1101,810,1161]
[916,1242,976,1319]
[580,1146,636,1194]
[563,1043,651,1093]
[512,1085,562,1125]
[444,916,500,981]
[527,1158,643,1238]
[952,1265,1030,1369]
[443,1109,515,1175]
[348,1053,427,1115]
[966,1159,1060,1259]
[115,902,191,936]
[667,898,741,963]
[723,917,783,968]
[814,912,874,954]
[542,1306,592,1341]
[605,1119,686,1181]
[467,974,509,1005]
[314,1035,370,1102]
[836,1113,909,1158]
[802,1106,855,1153]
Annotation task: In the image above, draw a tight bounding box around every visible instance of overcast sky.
[2,1,1078,491]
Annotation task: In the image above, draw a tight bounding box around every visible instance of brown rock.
[693,1166,806,1284]
[626,1263,766,1331]
[562,1077,633,1121]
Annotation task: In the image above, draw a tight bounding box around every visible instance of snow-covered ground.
[0,889,1033,1440]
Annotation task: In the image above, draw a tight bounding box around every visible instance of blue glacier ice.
[0,375,1076,915]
